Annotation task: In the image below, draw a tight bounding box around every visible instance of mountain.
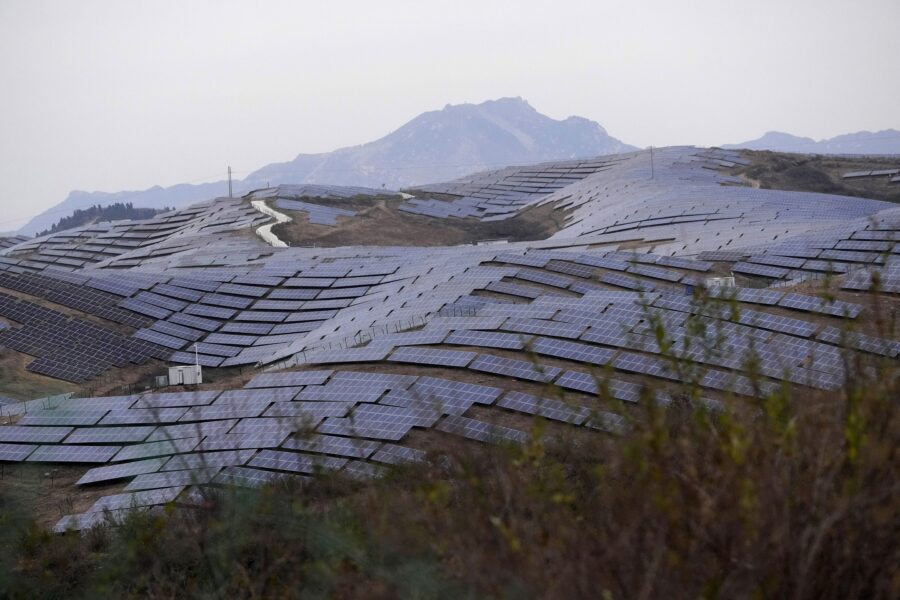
[18,98,636,236]
[242,97,636,190]
[724,129,900,155]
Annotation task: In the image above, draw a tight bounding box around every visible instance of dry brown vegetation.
[271,195,566,248]
[733,150,900,204]
[0,288,897,599]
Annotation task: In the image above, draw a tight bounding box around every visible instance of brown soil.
[270,196,566,248]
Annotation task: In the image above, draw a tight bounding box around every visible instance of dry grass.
[733,151,900,204]
[0,288,897,599]
[0,350,77,401]
[270,195,566,248]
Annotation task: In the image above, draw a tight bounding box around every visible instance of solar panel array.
[0,291,168,382]
[1,145,897,531]
[273,199,357,226]
[401,157,619,221]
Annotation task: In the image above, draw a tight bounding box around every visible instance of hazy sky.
[1,0,898,231]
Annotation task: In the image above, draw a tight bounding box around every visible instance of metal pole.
[228,166,233,198]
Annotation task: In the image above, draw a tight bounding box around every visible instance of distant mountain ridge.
[724,129,900,155]
[18,98,636,235]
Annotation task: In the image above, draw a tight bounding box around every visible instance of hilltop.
[724,129,900,155]
[36,203,172,237]
[17,98,635,236]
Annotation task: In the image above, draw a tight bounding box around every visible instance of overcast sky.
[1,0,898,231]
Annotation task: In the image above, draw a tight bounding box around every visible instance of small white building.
[168,364,202,386]
[705,276,736,288]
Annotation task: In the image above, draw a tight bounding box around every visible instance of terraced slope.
[0,146,896,530]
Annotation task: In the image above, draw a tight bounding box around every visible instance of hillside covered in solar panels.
[0,145,897,533]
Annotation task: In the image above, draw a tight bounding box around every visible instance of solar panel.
[600,272,656,291]
[410,376,502,408]
[145,419,238,442]
[513,269,574,289]
[201,293,254,309]
[168,312,221,332]
[17,409,108,427]
[546,260,595,279]
[198,429,293,451]
[27,444,121,463]
[267,288,319,300]
[328,371,418,389]
[169,352,224,368]
[180,401,271,422]
[64,426,154,444]
[387,346,475,368]
[554,370,643,404]
[160,449,257,471]
[264,401,352,420]
[213,466,301,488]
[112,436,201,462]
[77,456,169,485]
[269,321,320,335]
[126,467,222,491]
[235,310,289,323]
[54,508,135,533]
[150,320,205,342]
[497,391,589,425]
[245,370,333,388]
[100,407,189,425]
[184,303,237,319]
[0,443,37,461]
[133,328,187,350]
[0,425,73,443]
[203,332,259,346]
[502,318,585,340]
[732,262,790,279]
[86,485,185,513]
[530,336,614,366]
[325,404,437,440]
[445,330,530,350]
[436,415,528,444]
[133,390,220,408]
[628,264,683,283]
[369,443,427,465]
[296,385,385,403]
[468,354,561,383]
[217,283,269,298]
[247,449,347,474]
[119,298,172,319]
[221,322,275,335]
[283,434,380,459]
[284,276,336,288]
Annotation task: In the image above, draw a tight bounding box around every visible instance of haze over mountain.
[724,129,900,155]
[17,98,635,236]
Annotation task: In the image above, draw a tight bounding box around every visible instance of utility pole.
[228,166,233,198]
[649,146,654,180]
